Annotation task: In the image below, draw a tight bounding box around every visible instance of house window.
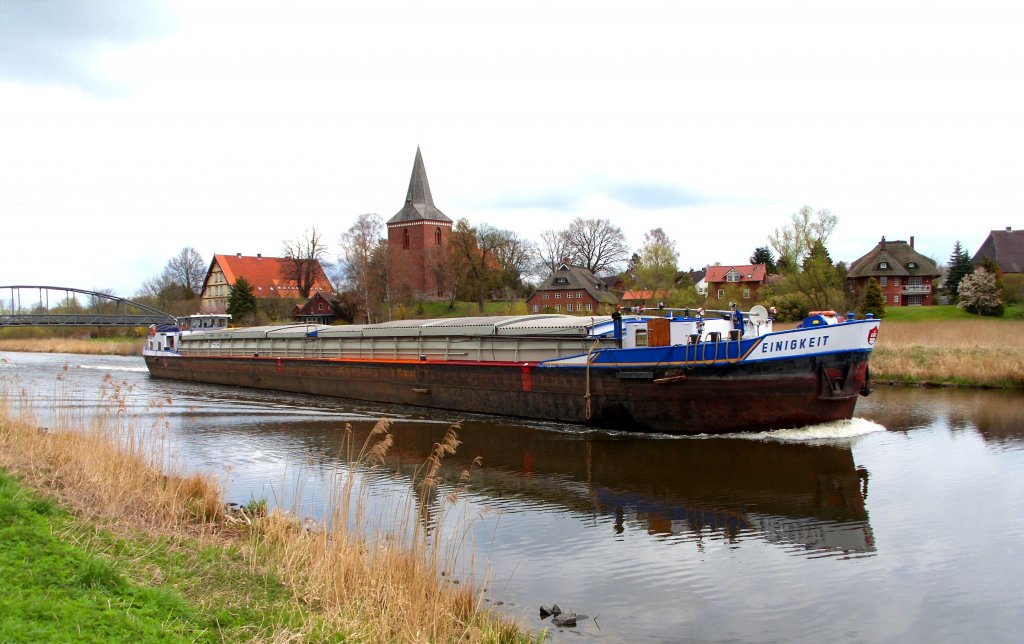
[878,261,888,269]
[555,305,561,312]
[555,277,568,284]
[532,305,539,312]
[894,295,900,304]
[880,277,888,287]
[742,288,750,299]
[908,261,918,268]
[543,293,549,299]
[586,303,593,311]
[567,303,574,312]
[893,277,900,287]
[726,272,740,282]
[555,293,561,299]
[717,288,725,300]
[577,292,584,298]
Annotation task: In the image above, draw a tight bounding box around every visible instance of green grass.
[0,469,328,642]
[878,304,1024,322]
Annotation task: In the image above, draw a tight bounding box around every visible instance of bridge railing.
[0,285,176,328]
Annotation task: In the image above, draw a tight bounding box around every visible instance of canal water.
[2,351,1022,643]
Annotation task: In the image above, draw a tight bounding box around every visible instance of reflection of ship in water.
[345,419,875,555]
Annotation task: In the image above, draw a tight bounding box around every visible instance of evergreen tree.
[749,246,777,273]
[944,241,974,302]
[862,277,885,318]
[226,277,258,325]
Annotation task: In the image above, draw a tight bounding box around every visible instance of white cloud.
[2,0,1022,297]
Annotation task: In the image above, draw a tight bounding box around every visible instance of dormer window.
[726,271,740,282]
[907,261,918,269]
[554,277,568,285]
[878,261,889,269]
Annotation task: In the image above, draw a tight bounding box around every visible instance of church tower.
[387,147,453,299]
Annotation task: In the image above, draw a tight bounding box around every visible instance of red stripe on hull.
[144,354,869,435]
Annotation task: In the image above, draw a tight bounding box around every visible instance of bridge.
[0,286,176,327]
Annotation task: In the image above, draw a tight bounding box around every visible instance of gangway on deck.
[0,285,176,327]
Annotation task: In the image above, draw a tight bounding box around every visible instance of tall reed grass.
[872,318,1024,388]
[0,375,530,642]
[0,337,144,356]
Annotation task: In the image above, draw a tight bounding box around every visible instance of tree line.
[130,206,1012,325]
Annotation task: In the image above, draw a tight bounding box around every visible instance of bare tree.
[493,229,536,295]
[564,217,629,276]
[282,225,331,298]
[339,214,385,323]
[537,229,574,274]
[164,247,207,295]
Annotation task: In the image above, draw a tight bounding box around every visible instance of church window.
[435,227,442,246]
[403,228,410,249]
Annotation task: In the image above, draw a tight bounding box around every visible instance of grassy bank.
[0,385,533,642]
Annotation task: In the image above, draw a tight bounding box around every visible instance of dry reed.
[0,337,144,356]
[0,374,528,642]
[246,421,515,641]
[872,319,1024,388]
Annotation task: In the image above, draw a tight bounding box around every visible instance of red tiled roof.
[210,254,333,299]
[705,264,767,283]
[620,289,668,301]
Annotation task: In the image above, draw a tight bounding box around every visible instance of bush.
[769,293,811,322]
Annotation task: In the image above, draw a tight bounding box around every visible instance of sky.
[1,0,1022,299]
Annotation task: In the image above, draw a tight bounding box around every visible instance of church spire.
[388,146,451,224]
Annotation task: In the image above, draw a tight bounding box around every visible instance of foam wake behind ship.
[144,306,880,435]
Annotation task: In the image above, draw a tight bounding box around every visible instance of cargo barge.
[143,306,880,435]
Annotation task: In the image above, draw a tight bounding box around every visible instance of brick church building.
[387,147,453,300]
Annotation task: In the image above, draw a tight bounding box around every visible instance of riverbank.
[0,391,533,642]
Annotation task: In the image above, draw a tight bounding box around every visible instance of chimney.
[880,236,886,250]
[1008,227,1013,232]
[257,253,262,258]
[910,236,915,249]
[236,252,242,257]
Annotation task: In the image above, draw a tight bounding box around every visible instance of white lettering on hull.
[761,335,830,354]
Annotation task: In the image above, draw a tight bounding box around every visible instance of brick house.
[526,262,618,314]
[847,237,939,306]
[199,253,333,313]
[293,291,336,325]
[704,264,768,303]
[386,147,453,300]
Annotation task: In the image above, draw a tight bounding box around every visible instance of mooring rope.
[584,338,602,420]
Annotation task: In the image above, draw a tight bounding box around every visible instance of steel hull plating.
[144,352,871,434]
